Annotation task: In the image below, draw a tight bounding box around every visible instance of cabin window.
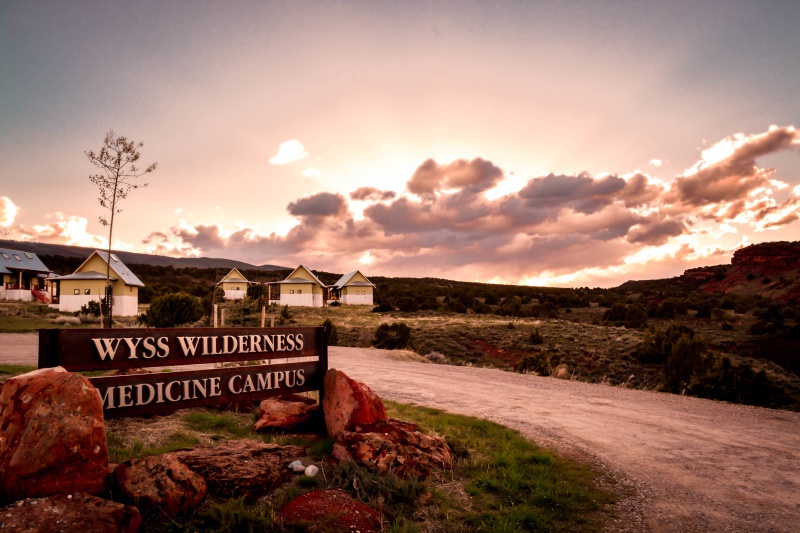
[24,253,34,259]
[110,254,119,262]
[85,289,91,295]
[1,253,9,259]
[74,289,80,295]
[298,290,302,294]
[290,290,295,294]
[13,254,22,261]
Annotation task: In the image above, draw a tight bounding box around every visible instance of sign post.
[39,326,328,419]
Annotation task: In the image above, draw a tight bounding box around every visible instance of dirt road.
[3,334,799,531]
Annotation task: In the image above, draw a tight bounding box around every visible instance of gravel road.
[3,334,799,531]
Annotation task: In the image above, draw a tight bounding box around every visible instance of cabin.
[272,265,326,307]
[51,251,144,316]
[0,248,52,303]
[329,270,375,305]
[217,268,252,300]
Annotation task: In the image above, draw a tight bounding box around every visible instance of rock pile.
[0,366,452,530]
[323,368,453,479]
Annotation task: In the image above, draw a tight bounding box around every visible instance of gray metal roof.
[0,247,51,275]
[275,278,317,284]
[332,270,375,289]
[67,250,145,287]
[52,272,118,282]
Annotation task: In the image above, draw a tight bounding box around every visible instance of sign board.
[38,327,328,419]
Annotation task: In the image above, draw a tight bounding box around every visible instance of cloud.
[301,167,322,178]
[269,140,308,165]
[407,158,503,195]
[669,125,800,207]
[0,197,18,227]
[649,159,663,167]
[154,126,799,287]
[350,187,396,202]
[287,193,348,218]
[2,213,108,248]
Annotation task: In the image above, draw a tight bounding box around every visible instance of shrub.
[323,318,339,346]
[372,303,394,313]
[633,323,707,392]
[140,292,204,327]
[79,300,102,317]
[695,301,712,319]
[329,300,341,307]
[373,322,412,350]
[528,329,544,345]
[623,304,647,328]
[53,316,81,326]
[280,305,291,319]
[395,297,419,313]
[603,303,627,323]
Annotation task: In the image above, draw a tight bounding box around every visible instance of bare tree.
[87,130,157,327]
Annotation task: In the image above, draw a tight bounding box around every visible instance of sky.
[1,1,798,287]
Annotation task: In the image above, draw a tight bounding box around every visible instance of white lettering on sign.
[97,369,306,410]
[92,333,305,362]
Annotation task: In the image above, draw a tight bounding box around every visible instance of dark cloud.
[407,158,503,195]
[287,192,348,218]
[518,172,626,214]
[626,219,686,245]
[349,187,396,202]
[174,224,227,250]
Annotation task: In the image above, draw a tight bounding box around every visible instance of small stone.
[293,463,307,473]
[304,465,319,477]
[288,460,303,470]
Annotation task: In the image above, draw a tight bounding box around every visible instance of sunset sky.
[1,1,798,287]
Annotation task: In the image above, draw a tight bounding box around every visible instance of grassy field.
[101,402,615,532]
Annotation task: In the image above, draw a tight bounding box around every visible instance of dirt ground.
[3,333,799,532]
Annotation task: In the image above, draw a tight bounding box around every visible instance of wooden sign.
[38,327,328,418]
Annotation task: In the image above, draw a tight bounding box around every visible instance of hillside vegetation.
[10,241,797,411]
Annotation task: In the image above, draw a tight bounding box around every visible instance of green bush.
[373,322,412,350]
[633,323,707,392]
[79,300,102,317]
[372,303,395,313]
[139,292,204,327]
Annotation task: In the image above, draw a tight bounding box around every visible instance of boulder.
[253,394,319,432]
[331,419,452,479]
[280,489,381,533]
[174,439,306,500]
[113,453,207,518]
[322,369,387,438]
[0,492,141,532]
[0,367,108,503]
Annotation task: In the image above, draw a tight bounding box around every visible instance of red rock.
[0,492,141,532]
[331,419,452,479]
[280,489,381,532]
[113,453,206,518]
[322,369,387,438]
[253,395,320,432]
[174,439,306,499]
[0,367,109,503]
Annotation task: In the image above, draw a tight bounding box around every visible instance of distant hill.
[695,241,800,302]
[0,239,287,272]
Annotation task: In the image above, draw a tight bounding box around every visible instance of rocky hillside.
[692,241,800,303]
